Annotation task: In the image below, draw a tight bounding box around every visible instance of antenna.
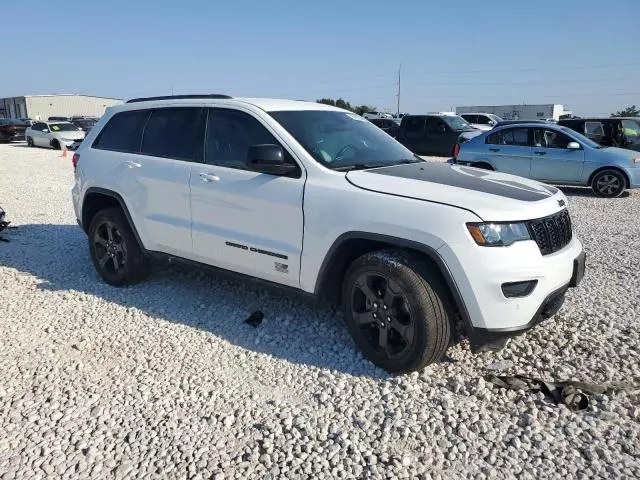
[396,64,402,116]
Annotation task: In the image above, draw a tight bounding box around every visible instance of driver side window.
[534,129,573,149]
[205,108,296,170]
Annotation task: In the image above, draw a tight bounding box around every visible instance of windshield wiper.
[333,163,376,172]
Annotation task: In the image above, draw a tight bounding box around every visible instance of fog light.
[501,280,538,298]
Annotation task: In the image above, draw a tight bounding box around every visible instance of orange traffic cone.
[60,149,67,158]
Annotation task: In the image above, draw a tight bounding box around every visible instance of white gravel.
[1,142,639,479]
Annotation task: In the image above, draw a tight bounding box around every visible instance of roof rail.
[126,94,232,103]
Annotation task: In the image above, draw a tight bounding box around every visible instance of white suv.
[71,94,586,373]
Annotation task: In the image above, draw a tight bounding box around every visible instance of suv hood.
[53,130,85,140]
[346,162,567,221]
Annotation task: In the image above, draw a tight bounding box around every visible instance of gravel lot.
[1,142,639,479]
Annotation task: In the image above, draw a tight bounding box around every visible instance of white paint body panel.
[72,97,584,335]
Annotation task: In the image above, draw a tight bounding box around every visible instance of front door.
[30,122,46,146]
[190,108,305,287]
[530,128,585,183]
[484,127,532,177]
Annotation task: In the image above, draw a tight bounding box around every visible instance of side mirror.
[247,144,298,176]
[42,129,49,133]
[567,141,581,150]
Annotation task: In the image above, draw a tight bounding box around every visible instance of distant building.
[456,104,568,121]
[0,94,123,120]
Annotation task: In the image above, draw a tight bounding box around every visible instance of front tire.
[51,139,61,150]
[88,207,150,286]
[26,137,34,147]
[342,250,451,373]
[591,169,625,197]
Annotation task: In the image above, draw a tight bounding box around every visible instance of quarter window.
[486,128,529,146]
[93,110,150,153]
[205,109,295,170]
[141,107,206,161]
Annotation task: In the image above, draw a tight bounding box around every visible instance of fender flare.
[82,187,144,248]
[314,231,473,330]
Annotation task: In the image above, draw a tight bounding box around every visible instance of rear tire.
[88,207,150,286]
[342,250,451,374]
[591,169,625,197]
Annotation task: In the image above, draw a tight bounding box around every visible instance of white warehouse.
[456,104,568,121]
[0,94,123,120]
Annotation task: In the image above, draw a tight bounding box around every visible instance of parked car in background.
[26,121,86,149]
[70,117,99,134]
[558,117,640,152]
[397,114,477,156]
[453,122,640,197]
[363,111,393,119]
[48,116,71,122]
[368,118,399,138]
[459,113,503,131]
[0,119,28,142]
[20,118,34,126]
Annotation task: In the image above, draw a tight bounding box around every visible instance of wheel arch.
[587,165,630,189]
[314,232,472,330]
[82,188,144,248]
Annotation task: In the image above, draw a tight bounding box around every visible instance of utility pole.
[396,64,401,116]
[170,83,174,96]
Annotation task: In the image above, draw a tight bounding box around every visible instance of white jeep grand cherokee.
[71,95,586,373]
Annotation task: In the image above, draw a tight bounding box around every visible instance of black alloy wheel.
[342,250,451,373]
[350,273,415,360]
[88,207,150,286]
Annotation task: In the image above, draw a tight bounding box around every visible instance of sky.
[2,0,638,116]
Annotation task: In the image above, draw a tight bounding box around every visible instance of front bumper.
[626,165,640,188]
[438,234,585,334]
[468,250,585,349]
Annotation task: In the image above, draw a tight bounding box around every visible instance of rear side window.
[585,122,604,138]
[486,128,530,146]
[141,107,206,161]
[403,117,426,133]
[94,110,150,153]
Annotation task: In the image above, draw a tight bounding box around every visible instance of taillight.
[72,153,80,170]
[452,143,460,159]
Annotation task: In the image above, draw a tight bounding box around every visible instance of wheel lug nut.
[373,303,378,308]
[373,313,377,318]
[387,316,391,321]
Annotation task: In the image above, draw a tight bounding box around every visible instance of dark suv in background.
[559,117,640,152]
[397,114,477,156]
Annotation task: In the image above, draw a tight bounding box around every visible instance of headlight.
[466,222,531,246]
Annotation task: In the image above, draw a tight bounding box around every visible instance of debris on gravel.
[1,143,639,478]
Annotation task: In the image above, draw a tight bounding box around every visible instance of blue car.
[453,122,640,197]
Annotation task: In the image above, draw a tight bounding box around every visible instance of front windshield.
[558,126,601,148]
[49,122,80,132]
[443,116,473,131]
[269,110,420,170]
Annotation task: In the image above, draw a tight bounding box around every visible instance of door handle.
[489,148,500,152]
[533,151,547,155]
[124,160,141,168]
[199,172,220,182]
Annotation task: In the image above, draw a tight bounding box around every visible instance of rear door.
[189,108,305,287]
[530,128,585,183]
[483,127,532,177]
[91,107,202,257]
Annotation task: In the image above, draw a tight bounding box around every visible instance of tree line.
[316,98,377,116]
